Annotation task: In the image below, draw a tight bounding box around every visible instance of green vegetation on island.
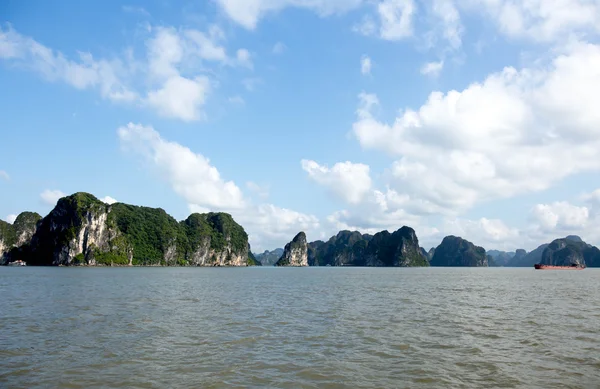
[2,192,253,267]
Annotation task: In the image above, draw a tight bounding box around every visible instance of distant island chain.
[2,193,599,268]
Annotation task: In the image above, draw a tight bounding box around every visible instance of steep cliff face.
[247,246,261,266]
[308,230,366,266]
[430,236,487,267]
[14,212,42,245]
[541,238,600,267]
[306,227,428,267]
[275,232,308,266]
[7,192,251,266]
[15,193,129,266]
[364,227,428,267]
[0,220,16,260]
[182,213,249,266]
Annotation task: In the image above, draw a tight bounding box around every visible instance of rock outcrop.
[505,236,587,267]
[181,212,250,266]
[306,227,428,267]
[255,248,284,266]
[364,227,429,267]
[541,237,600,267]
[0,212,42,264]
[5,192,253,266]
[275,232,308,267]
[430,236,487,267]
[0,220,16,261]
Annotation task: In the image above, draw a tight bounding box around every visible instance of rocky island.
[275,232,309,266]
[429,236,487,267]
[1,192,255,266]
[4,192,600,268]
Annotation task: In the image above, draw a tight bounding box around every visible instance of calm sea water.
[1,267,599,388]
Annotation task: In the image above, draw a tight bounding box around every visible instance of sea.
[1,267,599,388]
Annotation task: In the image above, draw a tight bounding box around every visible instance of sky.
[2,0,600,253]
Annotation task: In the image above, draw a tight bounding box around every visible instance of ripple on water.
[1,267,600,388]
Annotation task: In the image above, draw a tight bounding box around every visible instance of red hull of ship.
[534,264,585,270]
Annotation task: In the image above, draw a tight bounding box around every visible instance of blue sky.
[2,0,600,252]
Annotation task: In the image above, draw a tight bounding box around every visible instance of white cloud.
[146,75,210,121]
[353,41,600,213]
[118,123,320,251]
[40,189,66,206]
[118,123,245,210]
[301,159,372,205]
[228,95,245,104]
[0,170,9,181]
[378,0,416,40]
[530,202,589,233]
[523,191,600,247]
[236,48,253,68]
[354,15,377,36]
[246,181,269,199]
[462,0,600,43]
[420,60,444,77]
[101,196,118,205]
[430,0,463,49]
[360,55,372,75]
[1,25,251,122]
[0,26,137,102]
[6,214,17,224]
[122,5,150,17]
[272,42,286,54]
[215,0,364,30]
[234,204,322,251]
[441,217,519,248]
[242,77,262,91]
[184,28,228,62]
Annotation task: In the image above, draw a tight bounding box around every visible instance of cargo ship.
[534,263,585,270]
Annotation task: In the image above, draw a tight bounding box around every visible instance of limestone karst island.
[2,192,599,269]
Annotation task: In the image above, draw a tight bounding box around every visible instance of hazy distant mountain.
[486,250,516,267]
[254,248,284,266]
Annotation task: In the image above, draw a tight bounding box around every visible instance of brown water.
[1,267,599,388]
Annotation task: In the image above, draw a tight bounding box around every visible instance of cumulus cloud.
[6,214,17,224]
[118,123,245,210]
[246,181,269,199]
[118,123,320,251]
[146,75,210,121]
[441,217,519,248]
[353,41,600,213]
[40,189,66,206]
[377,0,416,40]
[461,0,600,43]
[429,0,463,49]
[360,55,372,75]
[420,60,444,77]
[301,159,372,205]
